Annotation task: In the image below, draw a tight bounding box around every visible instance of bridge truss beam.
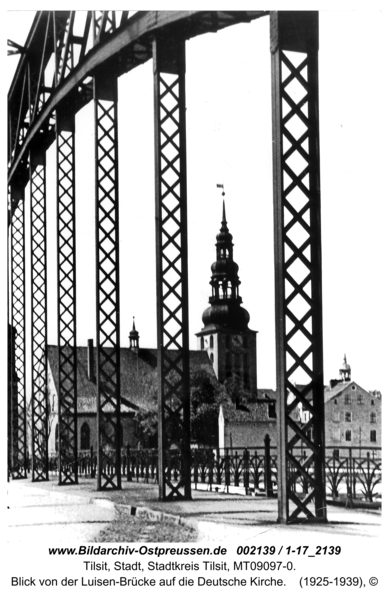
[30,149,49,482]
[9,185,27,479]
[56,108,78,485]
[153,37,191,500]
[270,11,327,523]
[94,72,122,491]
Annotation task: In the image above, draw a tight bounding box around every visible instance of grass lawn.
[94,507,198,543]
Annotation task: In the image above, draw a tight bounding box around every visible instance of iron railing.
[39,440,381,503]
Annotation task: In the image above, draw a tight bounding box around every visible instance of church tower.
[339,354,351,381]
[196,202,257,392]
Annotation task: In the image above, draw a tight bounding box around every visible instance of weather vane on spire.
[216,183,225,197]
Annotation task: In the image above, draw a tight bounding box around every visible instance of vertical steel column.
[56,109,78,485]
[153,37,191,500]
[94,72,121,490]
[270,11,327,523]
[30,148,49,482]
[9,186,27,479]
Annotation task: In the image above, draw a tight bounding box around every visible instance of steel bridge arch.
[8,10,327,523]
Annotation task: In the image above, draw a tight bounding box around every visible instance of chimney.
[87,339,95,382]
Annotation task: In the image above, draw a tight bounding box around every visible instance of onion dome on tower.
[339,354,351,381]
[196,195,257,390]
[201,201,250,332]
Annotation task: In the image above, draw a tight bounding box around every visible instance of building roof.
[222,400,271,423]
[256,388,277,401]
[324,380,377,403]
[47,345,213,413]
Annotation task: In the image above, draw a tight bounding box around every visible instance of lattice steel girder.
[9,184,27,478]
[94,72,122,491]
[270,11,327,523]
[30,148,49,482]
[153,37,191,501]
[56,108,78,485]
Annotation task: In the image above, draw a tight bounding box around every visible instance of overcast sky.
[6,6,388,395]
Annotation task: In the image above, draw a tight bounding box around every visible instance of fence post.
[208,450,214,491]
[225,449,230,493]
[90,446,95,478]
[345,448,353,508]
[264,434,273,497]
[126,444,130,482]
[243,448,250,495]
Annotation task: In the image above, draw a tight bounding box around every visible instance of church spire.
[200,201,250,331]
[129,317,139,353]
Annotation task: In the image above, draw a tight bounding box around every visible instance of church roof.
[47,345,213,413]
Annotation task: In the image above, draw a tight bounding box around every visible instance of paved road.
[6,479,381,545]
[6,481,116,545]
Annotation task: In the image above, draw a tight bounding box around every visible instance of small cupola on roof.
[201,200,250,332]
[129,317,139,353]
[339,353,351,381]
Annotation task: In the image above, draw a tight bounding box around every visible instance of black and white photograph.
[5,2,387,597]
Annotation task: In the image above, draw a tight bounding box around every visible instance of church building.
[44,201,381,456]
[195,202,257,393]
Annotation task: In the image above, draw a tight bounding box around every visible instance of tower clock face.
[231,334,243,348]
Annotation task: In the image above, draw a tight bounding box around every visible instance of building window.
[345,412,352,422]
[81,422,90,450]
[201,337,204,350]
[334,398,338,405]
[371,399,375,406]
[210,335,214,349]
[55,424,59,453]
[370,430,377,443]
[268,403,276,419]
[357,394,363,404]
[370,412,377,424]
[345,430,352,442]
[333,411,340,422]
[333,449,340,459]
[210,353,214,364]
[345,394,351,404]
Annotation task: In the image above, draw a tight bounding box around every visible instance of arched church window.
[210,335,214,349]
[201,337,204,350]
[55,424,59,453]
[225,249,229,258]
[81,422,90,450]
